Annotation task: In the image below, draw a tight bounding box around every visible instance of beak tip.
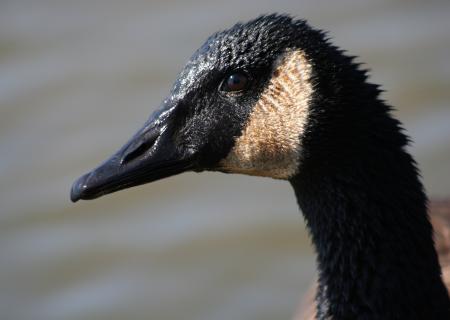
[70,190,81,203]
[70,173,90,203]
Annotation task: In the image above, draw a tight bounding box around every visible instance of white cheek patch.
[219,50,313,179]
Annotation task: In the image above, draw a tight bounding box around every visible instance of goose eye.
[222,72,249,92]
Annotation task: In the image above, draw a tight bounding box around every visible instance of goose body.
[71,15,450,319]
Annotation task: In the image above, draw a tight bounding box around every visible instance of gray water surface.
[1,1,450,320]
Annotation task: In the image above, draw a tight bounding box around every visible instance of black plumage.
[71,14,450,319]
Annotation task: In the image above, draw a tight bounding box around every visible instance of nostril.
[121,131,159,165]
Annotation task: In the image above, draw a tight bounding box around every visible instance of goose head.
[69,14,450,318]
[70,14,387,202]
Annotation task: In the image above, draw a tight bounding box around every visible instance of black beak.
[70,102,195,202]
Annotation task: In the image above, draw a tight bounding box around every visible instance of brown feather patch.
[219,50,313,179]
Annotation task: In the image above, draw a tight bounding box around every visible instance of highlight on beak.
[70,104,195,202]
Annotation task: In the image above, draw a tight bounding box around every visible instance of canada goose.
[71,14,450,319]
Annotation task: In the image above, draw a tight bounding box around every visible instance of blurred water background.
[1,1,449,319]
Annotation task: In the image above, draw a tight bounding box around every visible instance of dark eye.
[221,72,249,92]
